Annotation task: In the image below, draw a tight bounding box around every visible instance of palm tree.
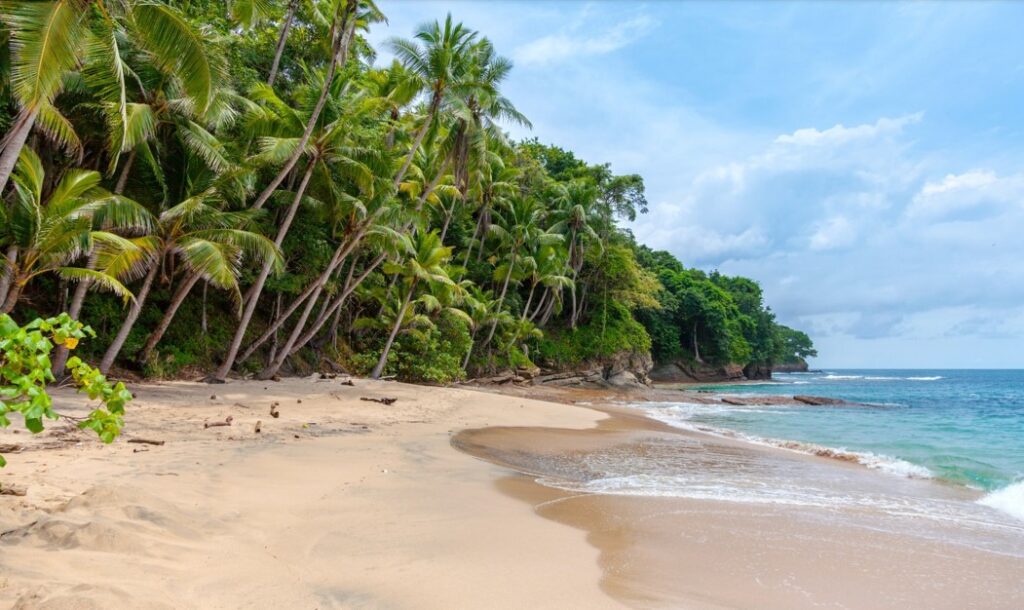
[388,14,477,188]
[478,197,561,349]
[0,148,153,315]
[369,230,456,379]
[0,0,219,194]
[549,179,602,326]
[210,72,383,381]
[99,192,281,373]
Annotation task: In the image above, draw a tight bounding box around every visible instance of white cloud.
[514,13,655,66]
[906,170,1024,220]
[774,112,923,147]
[808,216,856,251]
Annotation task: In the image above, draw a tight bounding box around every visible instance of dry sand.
[2,378,1022,609]
[0,378,621,609]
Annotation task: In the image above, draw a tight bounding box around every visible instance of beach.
[2,378,1022,608]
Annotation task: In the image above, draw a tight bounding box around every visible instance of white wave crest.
[979,481,1024,522]
[907,376,944,381]
[823,374,862,380]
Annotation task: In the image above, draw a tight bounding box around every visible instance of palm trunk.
[0,274,25,315]
[539,292,557,327]
[393,92,441,189]
[521,281,536,321]
[201,282,208,333]
[51,253,99,377]
[138,273,201,364]
[529,287,548,322]
[209,159,315,382]
[286,252,386,356]
[0,245,19,308]
[481,252,515,349]
[370,278,417,379]
[461,327,478,371]
[239,222,372,364]
[114,149,136,194]
[99,261,160,374]
[250,3,356,211]
[693,321,701,362]
[0,107,39,194]
[267,0,299,86]
[462,211,485,268]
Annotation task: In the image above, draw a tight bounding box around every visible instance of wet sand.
[454,407,1024,609]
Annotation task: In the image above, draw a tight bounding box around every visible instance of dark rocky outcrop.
[793,395,846,406]
[743,362,772,380]
[648,360,745,383]
[532,350,653,389]
[772,359,810,373]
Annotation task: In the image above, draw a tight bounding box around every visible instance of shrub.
[0,313,132,466]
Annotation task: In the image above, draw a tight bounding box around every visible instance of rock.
[720,397,749,406]
[606,370,639,387]
[773,359,810,373]
[793,395,846,406]
[743,362,772,380]
[649,361,745,383]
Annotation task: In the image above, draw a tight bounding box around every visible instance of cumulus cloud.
[774,113,922,147]
[514,11,655,66]
[906,170,1024,220]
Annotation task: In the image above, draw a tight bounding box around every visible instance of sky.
[367,1,1024,368]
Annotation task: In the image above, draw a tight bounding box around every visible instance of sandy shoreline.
[2,378,1023,609]
[0,378,620,609]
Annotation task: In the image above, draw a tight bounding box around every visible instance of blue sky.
[368,1,1024,368]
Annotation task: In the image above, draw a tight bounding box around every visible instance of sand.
[0,378,621,609]
[2,378,1022,609]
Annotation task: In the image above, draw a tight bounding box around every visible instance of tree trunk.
[138,272,201,364]
[462,211,485,268]
[521,281,536,321]
[370,278,417,379]
[51,252,99,377]
[238,224,368,364]
[480,252,515,349]
[99,261,160,374]
[0,274,25,315]
[0,107,40,194]
[209,159,316,381]
[267,0,299,87]
[693,321,701,362]
[114,149,136,194]
[201,282,208,333]
[461,327,478,371]
[393,92,441,189]
[529,287,548,322]
[286,252,386,356]
[250,3,356,211]
[0,245,19,308]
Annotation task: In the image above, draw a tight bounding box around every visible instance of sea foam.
[979,481,1024,522]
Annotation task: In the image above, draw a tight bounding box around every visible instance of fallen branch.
[204,415,234,429]
[360,397,397,405]
[127,438,165,446]
[0,444,24,454]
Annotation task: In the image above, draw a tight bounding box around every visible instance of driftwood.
[127,438,165,446]
[0,484,27,497]
[0,444,24,454]
[204,415,234,429]
[360,397,397,405]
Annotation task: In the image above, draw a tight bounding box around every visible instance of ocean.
[626,369,1024,522]
[531,369,1024,533]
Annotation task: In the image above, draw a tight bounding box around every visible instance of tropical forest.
[0,0,813,388]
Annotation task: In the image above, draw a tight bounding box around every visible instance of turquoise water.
[681,369,1024,490]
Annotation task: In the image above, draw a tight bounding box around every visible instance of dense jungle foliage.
[0,0,813,383]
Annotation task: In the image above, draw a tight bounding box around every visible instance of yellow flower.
[64,337,79,350]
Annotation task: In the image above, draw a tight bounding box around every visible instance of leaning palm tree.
[388,13,477,188]
[478,197,562,349]
[99,192,282,373]
[0,148,153,314]
[369,230,457,379]
[0,0,220,194]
